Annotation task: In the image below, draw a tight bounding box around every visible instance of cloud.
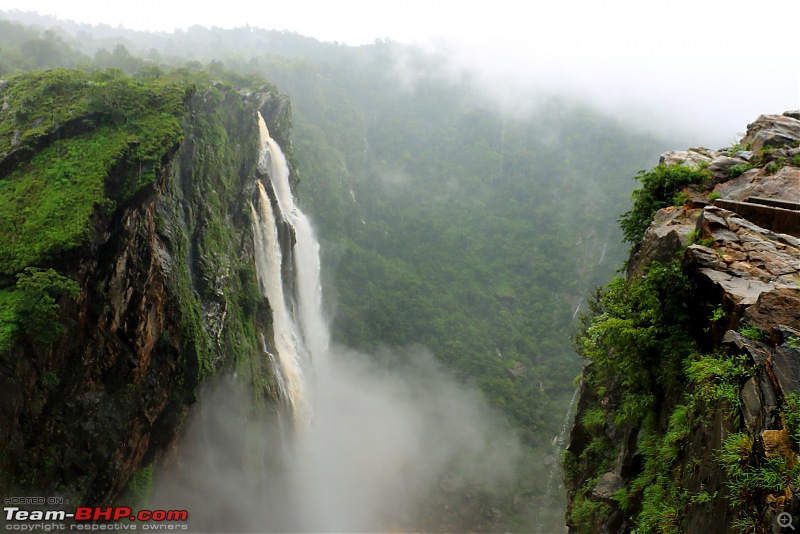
[151,346,523,532]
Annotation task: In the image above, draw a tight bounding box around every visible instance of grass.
[727,163,752,178]
[0,70,190,276]
[738,325,766,342]
[0,128,130,274]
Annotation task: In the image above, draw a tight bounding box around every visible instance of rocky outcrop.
[741,113,800,154]
[566,110,800,533]
[0,81,293,505]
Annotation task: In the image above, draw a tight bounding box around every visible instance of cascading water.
[250,178,310,420]
[257,117,330,363]
[153,111,565,533]
[536,386,579,532]
[251,112,329,421]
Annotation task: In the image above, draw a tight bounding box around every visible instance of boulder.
[659,147,718,168]
[627,206,698,277]
[741,113,800,153]
[707,155,750,185]
[714,166,800,203]
[592,471,624,500]
[743,288,800,332]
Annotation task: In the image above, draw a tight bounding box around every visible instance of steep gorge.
[566,111,800,533]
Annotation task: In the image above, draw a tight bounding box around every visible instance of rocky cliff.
[0,69,292,505]
[565,111,800,533]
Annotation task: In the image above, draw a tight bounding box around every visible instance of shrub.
[737,325,766,341]
[13,268,79,345]
[619,164,710,244]
[576,261,694,425]
[727,163,752,178]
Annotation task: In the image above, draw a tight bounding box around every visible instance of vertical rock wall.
[0,83,294,505]
[565,111,800,533]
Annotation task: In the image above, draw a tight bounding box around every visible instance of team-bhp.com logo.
[4,506,188,530]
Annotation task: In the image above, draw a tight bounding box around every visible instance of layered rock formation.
[565,111,800,533]
[0,72,292,505]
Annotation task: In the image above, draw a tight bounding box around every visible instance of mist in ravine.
[151,346,525,532]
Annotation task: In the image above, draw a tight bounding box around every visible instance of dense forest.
[0,12,679,531]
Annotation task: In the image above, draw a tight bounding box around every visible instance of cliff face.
[0,70,290,504]
[565,112,800,533]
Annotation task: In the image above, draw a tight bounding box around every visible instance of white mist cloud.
[2,0,797,145]
[152,346,523,532]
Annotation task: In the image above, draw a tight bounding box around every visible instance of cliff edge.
[565,111,800,533]
[0,69,292,505]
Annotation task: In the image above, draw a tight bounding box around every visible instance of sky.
[1,0,798,145]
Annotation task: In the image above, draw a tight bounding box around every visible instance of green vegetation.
[708,191,720,201]
[737,324,767,341]
[728,163,753,178]
[0,18,674,531]
[577,261,693,425]
[687,229,714,248]
[570,489,611,534]
[569,255,756,532]
[0,268,79,351]
[125,465,154,507]
[765,159,784,175]
[719,397,800,527]
[619,164,709,244]
[0,69,191,275]
[0,68,194,355]
[684,352,751,414]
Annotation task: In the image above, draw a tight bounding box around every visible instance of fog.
[2,0,798,145]
[152,346,524,532]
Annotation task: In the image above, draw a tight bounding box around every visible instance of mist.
[152,345,524,532]
[5,0,797,146]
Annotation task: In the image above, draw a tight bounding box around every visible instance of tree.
[14,268,80,344]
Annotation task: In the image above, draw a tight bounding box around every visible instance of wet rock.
[761,429,794,460]
[592,471,624,500]
[740,373,779,434]
[741,113,800,153]
[743,288,800,332]
[659,147,718,168]
[714,166,800,203]
[627,206,698,277]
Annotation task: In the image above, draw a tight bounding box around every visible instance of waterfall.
[250,179,310,420]
[251,112,331,422]
[242,112,530,532]
[256,115,330,364]
[536,386,579,532]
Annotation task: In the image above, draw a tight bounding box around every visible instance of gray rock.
[741,113,800,153]
[592,471,624,500]
[659,148,716,169]
[627,207,698,277]
[708,155,749,184]
[714,166,800,203]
